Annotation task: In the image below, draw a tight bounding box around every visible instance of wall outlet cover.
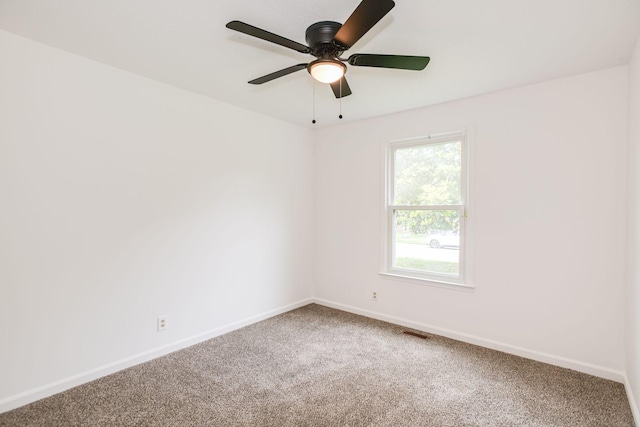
[157,315,168,332]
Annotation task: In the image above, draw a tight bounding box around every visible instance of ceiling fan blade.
[333,0,395,49]
[348,54,430,70]
[330,77,352,98]
[226,21,310,54]
[248,64,308,85]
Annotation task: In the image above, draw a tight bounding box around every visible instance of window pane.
[394,209,460,276]
[394,141,462,205]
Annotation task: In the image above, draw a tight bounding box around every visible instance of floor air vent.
[403,331,431,339]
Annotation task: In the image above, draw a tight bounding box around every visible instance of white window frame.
[382,130,469,287]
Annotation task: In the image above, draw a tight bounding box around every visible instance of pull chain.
[312,79,316,124]
[339,78,343,119]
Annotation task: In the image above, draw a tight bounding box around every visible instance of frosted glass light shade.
[309,61,345,84]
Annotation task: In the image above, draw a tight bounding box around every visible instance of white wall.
[627,34,640,419]
[314,67,629,376]
[0,30,314,408]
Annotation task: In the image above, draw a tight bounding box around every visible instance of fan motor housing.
[306,21,343,57]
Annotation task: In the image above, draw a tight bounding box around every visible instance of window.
[385,131,468,285]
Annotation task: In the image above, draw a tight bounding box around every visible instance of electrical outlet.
[372,291,378,302]
[157,315,168,332]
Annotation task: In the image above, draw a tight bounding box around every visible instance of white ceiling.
[1,0,639,128]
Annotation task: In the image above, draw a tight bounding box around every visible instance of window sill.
[378,271,475,291]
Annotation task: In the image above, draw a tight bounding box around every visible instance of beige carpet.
[0,304,635,426]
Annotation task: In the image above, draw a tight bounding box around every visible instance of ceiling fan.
[226,0,430,99]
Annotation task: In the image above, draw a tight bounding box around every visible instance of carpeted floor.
[0,304,635,426]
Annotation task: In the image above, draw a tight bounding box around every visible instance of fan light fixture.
[308,59,346,84]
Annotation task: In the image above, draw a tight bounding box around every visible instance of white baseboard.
[624,374,640,426]
[312,298,626,383]
[0,298,313,414]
